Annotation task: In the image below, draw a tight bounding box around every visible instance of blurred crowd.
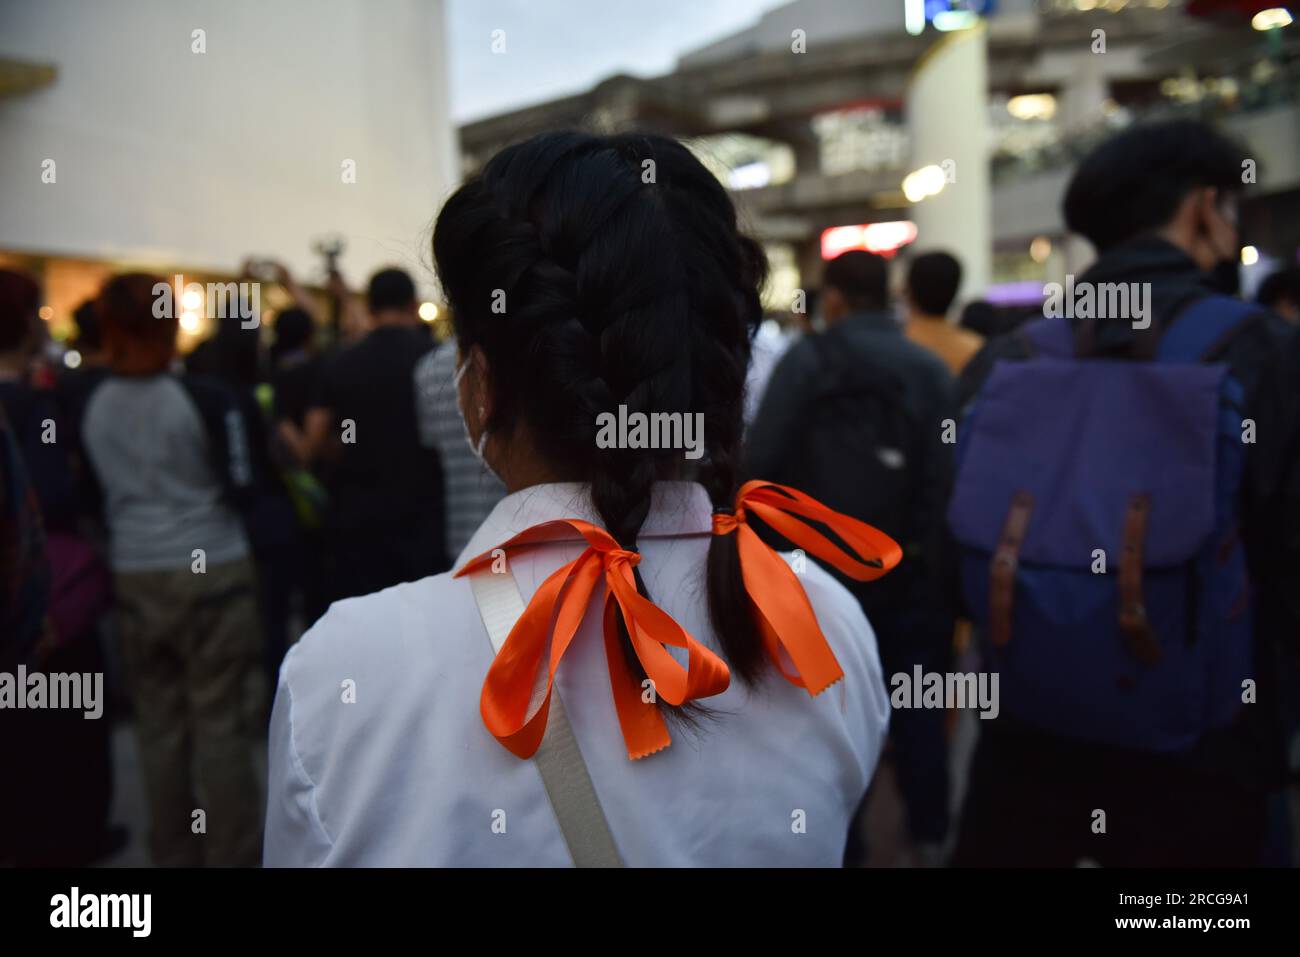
[0,261,494,865]
[2,118,1299,869]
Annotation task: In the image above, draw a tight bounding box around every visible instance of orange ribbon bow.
[455,519,731,761]
[713,480,903,695]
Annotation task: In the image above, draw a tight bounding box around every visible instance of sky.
[446,0,791,122]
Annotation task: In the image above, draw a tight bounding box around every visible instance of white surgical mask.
[454,355,496,476]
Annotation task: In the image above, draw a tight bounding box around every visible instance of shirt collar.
[841,310,901,334]
[455,480,713,568]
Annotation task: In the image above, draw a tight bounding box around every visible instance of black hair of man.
[823,250,888,313]
[1062,119,1248,253]
[1257,266,1300,310]
[367,267,417,314]
[73,298,102,351]
[907,251,962,316]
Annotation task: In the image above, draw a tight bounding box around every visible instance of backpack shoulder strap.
[809,329,913,402]
[1157,295,1261,363]
[467,567,625,868]
[807,329,841,374]
[176,374,254,493]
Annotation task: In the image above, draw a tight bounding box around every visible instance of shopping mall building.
[458,0,1300,310]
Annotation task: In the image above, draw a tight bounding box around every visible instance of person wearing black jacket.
[950,120,1300,867]
[747,250,957,864]
[284,268,445,605]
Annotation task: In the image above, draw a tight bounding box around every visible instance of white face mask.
[454,354,495,475]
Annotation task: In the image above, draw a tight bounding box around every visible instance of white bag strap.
[468,568,625,868]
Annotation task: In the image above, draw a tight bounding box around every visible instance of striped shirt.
[413,344,506,560]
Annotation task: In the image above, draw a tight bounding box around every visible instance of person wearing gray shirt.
[413,341,505,560]
[83,376,249,571]
[81,273,260,867]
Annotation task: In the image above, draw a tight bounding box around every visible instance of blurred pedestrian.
[0,403,51,867]
[958,299,998,339]
[747,249,957,864]
[253,259,334,631]
[0,271,83,534]
[58,299,112,445]
[903,251,984,376]
[284,267,445,603]
[742,316,795,428]
[949,120,1300,867]
[0,403,47,672]
[82,273,261,867]
[1256,265,1300,324]
[413,337,505,561]
[186,271,301,688]
[265,300,329,629]
[0,270,116,866]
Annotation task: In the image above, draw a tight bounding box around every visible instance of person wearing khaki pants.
[115,559,262,867]
[82,273,269,868]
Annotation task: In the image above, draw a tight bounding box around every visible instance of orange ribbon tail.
[713,481,903,695]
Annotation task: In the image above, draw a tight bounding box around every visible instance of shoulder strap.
[1157,295,1260,363]
[467,568,625,868]
[807,329,912,406]
[807,329,840,375]
[1018,297,1259,363]
[176,374,254,493]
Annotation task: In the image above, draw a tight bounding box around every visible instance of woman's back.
[265,130,901,867]
[265,482,888,866]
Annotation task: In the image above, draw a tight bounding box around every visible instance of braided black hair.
[433,131,771,716]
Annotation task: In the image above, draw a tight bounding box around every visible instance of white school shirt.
[264,481,890,867]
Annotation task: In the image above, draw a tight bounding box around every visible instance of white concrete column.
[905,22,991,306]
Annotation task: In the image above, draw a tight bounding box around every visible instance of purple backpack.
[948,296,1258,751]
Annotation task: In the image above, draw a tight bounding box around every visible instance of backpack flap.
[949,357,1222,571]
